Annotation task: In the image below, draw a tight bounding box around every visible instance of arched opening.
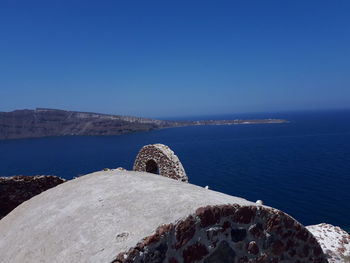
[133,144,188,182]
[145,159,159,174]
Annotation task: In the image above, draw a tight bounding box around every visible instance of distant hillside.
[0,108,173,140]
[0,108,288,140]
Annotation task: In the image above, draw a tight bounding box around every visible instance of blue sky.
[0,0,349,118]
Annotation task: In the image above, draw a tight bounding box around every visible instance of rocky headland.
[0,108,288,140]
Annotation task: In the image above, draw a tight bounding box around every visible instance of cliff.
[0,108,168,140]
[0,108,288,140]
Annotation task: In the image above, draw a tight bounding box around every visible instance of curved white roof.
[0,170,255,263]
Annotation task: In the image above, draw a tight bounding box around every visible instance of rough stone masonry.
[133,144,188,182]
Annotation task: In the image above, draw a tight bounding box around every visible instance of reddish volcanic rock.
[183,242,209,263]
[233,206,256,224]
[175,216,196,248]
[0,175,65,219]
[247,241,259,255]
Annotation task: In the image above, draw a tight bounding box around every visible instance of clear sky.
[0,0,349,118]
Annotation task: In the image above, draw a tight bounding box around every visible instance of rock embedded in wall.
[133,144,188,182]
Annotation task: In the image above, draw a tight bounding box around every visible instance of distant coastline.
[0,108,288,140]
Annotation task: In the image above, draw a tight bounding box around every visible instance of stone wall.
[113,205,327,263]
[133,144,188,182]
[0,175,65,219]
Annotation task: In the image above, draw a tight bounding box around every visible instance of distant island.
[0,108,288,140]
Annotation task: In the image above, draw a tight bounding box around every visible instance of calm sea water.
[0,110,349,231]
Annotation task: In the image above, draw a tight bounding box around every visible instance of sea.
[0,109,349,232]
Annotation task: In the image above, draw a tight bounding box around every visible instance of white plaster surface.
[307,223,350,263]
[0,170,255,263]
